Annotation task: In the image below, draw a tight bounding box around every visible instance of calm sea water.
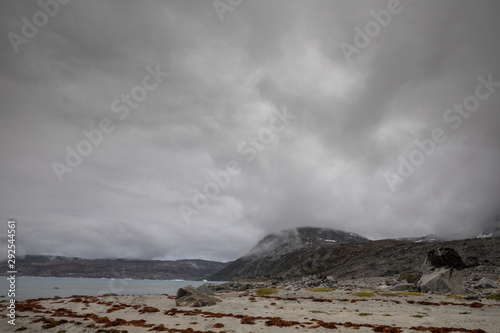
[0,276,223,301]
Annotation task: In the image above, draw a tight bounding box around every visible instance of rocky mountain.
[246,227,368,258]
[209,228,500,281]
[209,227,369,281]
[9,255,230,281]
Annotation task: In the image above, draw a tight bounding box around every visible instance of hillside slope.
[210,227,369,280]
[210,228,500,281]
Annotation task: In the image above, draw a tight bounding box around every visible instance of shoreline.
[0,277,227,301]
[1,285,498,332]
[0,275,223,281]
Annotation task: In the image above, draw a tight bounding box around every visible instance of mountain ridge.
[244,227,369,259]
[8,226,500,281]
[210,227,370,281]
[209,227,500,281]
[5,255,231,281]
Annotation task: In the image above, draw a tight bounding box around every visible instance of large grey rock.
[417,267,465,294]
[175,285,218,307]
[474,277,498,289]
[196,283,215,296]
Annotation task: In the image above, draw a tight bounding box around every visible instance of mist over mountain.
[244,227,368,258]
[209,227,500,281]
[477,216,500,238]
[210,227,369,280]
[8,226,500,281]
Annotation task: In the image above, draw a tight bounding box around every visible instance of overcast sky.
[1,0,500,262]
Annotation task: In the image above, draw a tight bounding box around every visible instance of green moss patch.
[398,291,424,296]
[352,292,375,297]
[485,294,500,300]
[378,292,399,297]
[255,288,279,296]
[446,295,465,301]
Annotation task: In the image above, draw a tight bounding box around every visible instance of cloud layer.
[1,0,499,261]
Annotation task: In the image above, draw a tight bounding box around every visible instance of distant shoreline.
[0,277,225,301]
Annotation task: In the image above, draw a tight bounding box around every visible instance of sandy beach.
[1,286,499,333]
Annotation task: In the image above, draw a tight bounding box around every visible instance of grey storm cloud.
[0,0,499,262]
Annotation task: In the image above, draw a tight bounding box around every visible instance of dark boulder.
[422,247,467,272]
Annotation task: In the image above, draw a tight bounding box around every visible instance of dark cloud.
[1,0,499,261]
